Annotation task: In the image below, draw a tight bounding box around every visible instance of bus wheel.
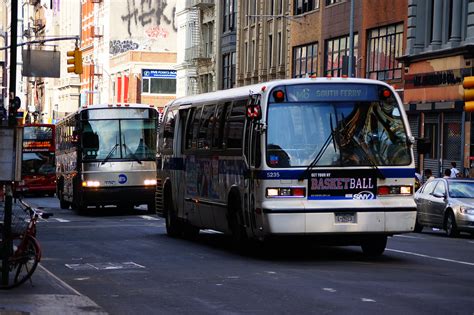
[165,194,182,237]
[58,190,70,210]
[361,235,387,257]
[229,205,248,250]
[147,202,156,214]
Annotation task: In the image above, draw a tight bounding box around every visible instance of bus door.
[243,94,262,236]
[179,106,202,227]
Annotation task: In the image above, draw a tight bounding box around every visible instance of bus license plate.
[335,213,356,224]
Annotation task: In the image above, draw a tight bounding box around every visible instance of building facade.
[80,0,178,110]
[236,0,290,87]
[401,0,474,177]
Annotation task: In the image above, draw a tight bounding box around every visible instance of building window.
[293,42,318,78]
[268,34,273,68]
[326,0,343,5]
[277,32,283,65]
[294,0,319,15]
[325,34,358,77]
[142,69,177,94]
[424,123,439,159]
[203,22,214,58]
[367,23,404,81]
[223,0,236,32]
[222,52,236,89]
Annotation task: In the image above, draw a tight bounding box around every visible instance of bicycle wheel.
[0,235,41,289]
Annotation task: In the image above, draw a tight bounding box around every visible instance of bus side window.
[212,102,230,149]
[185,107,202,150]
[225,100,246,150]
[198,104,216,150]
[162,108,176,152]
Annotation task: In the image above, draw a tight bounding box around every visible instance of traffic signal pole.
[2,0,18,286]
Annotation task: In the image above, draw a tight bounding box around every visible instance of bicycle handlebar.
[18,198,54,219]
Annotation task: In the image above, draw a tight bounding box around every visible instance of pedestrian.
[443,168,451,178]
[424,168,435,182]
[450,161,460,178]
[415,167,422,190]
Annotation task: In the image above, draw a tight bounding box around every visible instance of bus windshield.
[81,119,156,162]
[266,86,411,168]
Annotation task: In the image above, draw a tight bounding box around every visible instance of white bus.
[56,104,159,214]
[156,78,416,255]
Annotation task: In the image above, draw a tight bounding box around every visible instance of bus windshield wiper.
[299,114,338,180]
[122,136,142,164]
[101,143,120,165]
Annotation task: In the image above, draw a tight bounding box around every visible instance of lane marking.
[54,218,71,223]
[361,298,376,303]
[323,288,337,293]
[387,249,474,266]
[38,264,83,296]
[139,215,160,221]
[394,234,424,239]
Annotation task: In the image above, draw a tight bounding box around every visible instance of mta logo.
[118,174,127,184]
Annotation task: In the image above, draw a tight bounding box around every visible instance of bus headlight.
[266,187,306,198]
[82,181,100,187]
[378,185,412,196]
[144,179,157,186]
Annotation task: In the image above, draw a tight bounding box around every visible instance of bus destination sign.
[285,83,379,102]
[308,169,377,200]
[23,140,53,152]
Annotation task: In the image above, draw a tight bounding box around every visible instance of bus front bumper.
[80,185,155,206]
[261,208,417,235]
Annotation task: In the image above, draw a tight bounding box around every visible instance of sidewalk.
[1,199,107,315]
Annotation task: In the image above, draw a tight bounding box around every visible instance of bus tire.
[361,235,387,257]
[147,202,156,214]
[228,197,248,250]
[58,188,70,210]
[164,191,182,237]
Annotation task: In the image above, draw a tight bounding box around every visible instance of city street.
[13,196,474,315]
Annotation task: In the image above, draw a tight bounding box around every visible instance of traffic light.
[67,48,83,75]
[463,76,474,112]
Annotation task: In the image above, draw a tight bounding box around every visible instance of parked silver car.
[414,178,474,237]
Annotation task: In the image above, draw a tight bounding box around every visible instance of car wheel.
[445,211,459,238]
[361,235,387,257]
[414,218,423,233]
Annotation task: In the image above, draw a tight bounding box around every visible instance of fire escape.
[184,0,215,95]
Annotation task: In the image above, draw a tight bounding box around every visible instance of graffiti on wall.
[145,25,169,39]
[109,40,140,55]
[121,0,177,37]
[110,0,177,55]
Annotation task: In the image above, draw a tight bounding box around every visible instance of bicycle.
[0,198,52,289]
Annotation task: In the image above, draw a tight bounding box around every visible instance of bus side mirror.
[417,138,431,155]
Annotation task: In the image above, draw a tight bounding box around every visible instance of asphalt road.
[21,196,474,315]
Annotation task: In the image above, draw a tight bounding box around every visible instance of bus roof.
[56,103,158,124]
[167,77,393,108]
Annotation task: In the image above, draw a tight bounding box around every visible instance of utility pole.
[2,0,18,286]
[348,0,355,77]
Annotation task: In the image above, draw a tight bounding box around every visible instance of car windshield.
[81,119,156,162]
[448,181,474,198]
[266,94,411,168]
